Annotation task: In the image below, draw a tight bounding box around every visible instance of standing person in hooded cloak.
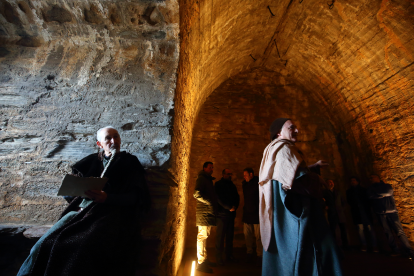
[259,118,343,276]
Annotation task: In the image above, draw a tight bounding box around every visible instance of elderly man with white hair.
[18,126,150,276]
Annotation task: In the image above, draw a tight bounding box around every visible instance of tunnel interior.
[177,0,414,265]
[186,68,347,247]
[0,0,414,275]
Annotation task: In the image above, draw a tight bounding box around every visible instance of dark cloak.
[262,180,342,276]
[30,151,149,276]
[346,185,373,225]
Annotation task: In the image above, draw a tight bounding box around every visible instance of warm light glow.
[191,261,196,276]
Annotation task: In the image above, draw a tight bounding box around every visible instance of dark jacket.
[194,170,217,226]
[323,188,346,224]
[367,181,397,214]
[215,177,240,218]
[31,151,149,276]
[346,185,373,225]
[242,176,260,224]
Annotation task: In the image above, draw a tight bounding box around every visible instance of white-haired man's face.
[96,128,121,156]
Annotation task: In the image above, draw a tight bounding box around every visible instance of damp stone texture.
[0,0,179,275]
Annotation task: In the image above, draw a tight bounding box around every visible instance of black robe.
[30,151,149,276]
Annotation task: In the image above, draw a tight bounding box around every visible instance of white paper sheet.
[57,174,108,197]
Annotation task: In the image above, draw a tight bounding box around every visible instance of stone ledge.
[0,225,27,237]
[23,226,51,239]
[0,224,52,239]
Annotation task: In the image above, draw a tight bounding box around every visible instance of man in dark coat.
[346,176,377,251]
[368,174,414,258]
[215,168,240,264]
[193,161,218,273]
[17,126,150,276]
[242,168,262,262]
[323,180,348,249]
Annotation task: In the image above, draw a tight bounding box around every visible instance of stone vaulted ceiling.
[175,0,414,254]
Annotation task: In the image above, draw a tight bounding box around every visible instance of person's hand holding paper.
[85,190,107,203]
[57,175,108,198]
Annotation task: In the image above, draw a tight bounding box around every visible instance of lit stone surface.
[0,0,179,275]
[175,0,414,259]
[187,68,345,247]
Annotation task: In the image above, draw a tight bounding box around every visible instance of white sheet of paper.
[57,174,108,197]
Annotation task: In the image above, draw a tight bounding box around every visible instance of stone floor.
[178,247,414,276]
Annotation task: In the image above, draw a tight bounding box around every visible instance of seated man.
[18,126,150,276]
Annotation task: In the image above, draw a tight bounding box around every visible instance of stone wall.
[177,0,414,250]
[186,68,346,247]
[1,0,414,274]
[0,0,179,274]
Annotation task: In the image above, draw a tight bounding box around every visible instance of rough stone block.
[43,5,72,23]
[0,225,27,237]
[16,37,44,48]
[0,94,31,107]
[23,226,51,239]
[0,2,22,25]
[84,4,104,24]
[143,6,164,25]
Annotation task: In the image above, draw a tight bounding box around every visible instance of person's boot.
[196,262,213,273]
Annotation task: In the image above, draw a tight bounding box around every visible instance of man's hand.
[85,190,107,203]
[315,160,329,167]
[230,206,235,212]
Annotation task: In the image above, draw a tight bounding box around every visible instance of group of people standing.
[322,174,414,260]
[194,117,414,276]
[193,163,263,273]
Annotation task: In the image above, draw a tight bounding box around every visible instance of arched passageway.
[0,0,413,275]
[186,68,346,247]
[173,0,414,273]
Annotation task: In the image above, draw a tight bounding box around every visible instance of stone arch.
[170,0,414,273]
[0,0,413,275]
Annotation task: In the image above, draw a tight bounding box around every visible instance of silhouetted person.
[323,179,349,249]
[242,168,263,264]
[194,162,218,273]
[368,174,414,258]
[18,126,150,276]
[260,118,342,276]
[215,168,240,264]
[346,176,377,251]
